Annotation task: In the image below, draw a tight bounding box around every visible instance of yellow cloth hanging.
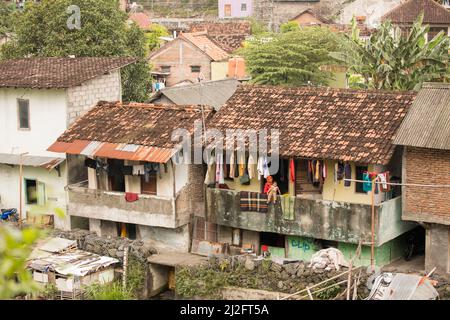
[238,153,245,177]
[315,161,320,181]
[120,223,127,238]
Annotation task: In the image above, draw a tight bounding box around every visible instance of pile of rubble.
[52,229,157,263]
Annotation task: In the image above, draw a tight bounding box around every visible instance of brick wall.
[150,38,212,86]
[175,164,206,226]
[66,70,121,125]
[403,146,450,224]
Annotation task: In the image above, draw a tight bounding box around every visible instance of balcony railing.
[206,188,415,246]
[67,184,177,228]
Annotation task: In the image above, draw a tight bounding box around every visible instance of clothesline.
[343,178,450,188]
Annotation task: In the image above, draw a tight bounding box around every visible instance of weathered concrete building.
[394,83,450,274]
[47,101,213,253]
[149,32,229,87]
[202,84,418,266]
[0,57,135,230]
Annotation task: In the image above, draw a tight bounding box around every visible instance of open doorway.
[260,232,286,258]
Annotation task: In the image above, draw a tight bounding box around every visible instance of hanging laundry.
[362,172,372,192]
[125,192,139,202]
[216,153,224,184]
[239,191,268,213]
[84,158,96,169]
[344,163,352,187]
[123,166,133,175]
[132,165,145,175]
[248,153,256,180]
[322,161,327,180]
[314,160,320,182]
[281,194,295,220]
[263,157,270,179]
[95,159,108,176]
[378,172,390,192]
[204,156,216,185]
[238,152,245,177]
[229,151,235,178]
[289,159,295,183]
[336,161,345,181]
[279,158,285,182]
[307,160,313,183]
[257,156,264,179]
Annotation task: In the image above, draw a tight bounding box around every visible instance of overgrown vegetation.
[238,26,347,86]
[83,256,146,300]
[0,225,42,299]
[175,258,363,300]
[331,15,450,90]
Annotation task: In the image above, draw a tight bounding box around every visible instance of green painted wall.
[284,234,408,267]
[287,236,320,261]
[266,246,285,258]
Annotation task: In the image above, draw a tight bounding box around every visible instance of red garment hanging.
[125,192,139,202]
[289,159,295,182]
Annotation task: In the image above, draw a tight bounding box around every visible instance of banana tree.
[330,15,450,90]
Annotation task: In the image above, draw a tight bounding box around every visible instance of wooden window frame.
[190,65,201,73]
[17,98,30,130]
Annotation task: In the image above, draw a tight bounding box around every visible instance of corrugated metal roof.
[393,83,450,150]
[0,153,65,169]
[150,79,239,110]
[48,140,177,163]
[28,237,119,277]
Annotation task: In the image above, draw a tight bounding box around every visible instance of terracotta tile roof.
[56,101,215,150]
[208,85,417,165]
[0,57,137,89]
[381,0,450,24]
[292,9,334,25]
[188,21,251,52]
[188,21,251,35]
[208,34,247,53]
[128,12,151,30]
[180,32,230,61]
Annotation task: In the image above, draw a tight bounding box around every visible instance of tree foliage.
[145,24,170,53]
[238,27,347,86]
[0,1,15,38]
[0,225,41,299]
[331,15,450,90]
[0,0,152,102]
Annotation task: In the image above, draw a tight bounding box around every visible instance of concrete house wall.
[150,38,213,86]
[0,71,124,230]
[218,0,253,19]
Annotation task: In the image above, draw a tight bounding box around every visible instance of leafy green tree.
[238,27,346,86]
[330,15,450,90]
[145,24,170,53]
[0,0,151,102]
[280,21,300,33]
[0,1,15,38]
[0,225,41,299]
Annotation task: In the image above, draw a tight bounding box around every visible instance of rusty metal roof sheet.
[48,140,177,163]
[394,83,450,150]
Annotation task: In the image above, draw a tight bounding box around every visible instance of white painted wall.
[0,163,69,229]
[0,88,67,158]
[338,0,402,27]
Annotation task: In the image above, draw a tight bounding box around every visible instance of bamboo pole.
[306,287,314,300]
[346,259,353,300]
[296,280,348,300]
[280,266,362,300]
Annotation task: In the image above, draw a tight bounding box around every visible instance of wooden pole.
[123,246,129,290]
[346,259,353,300]
[18,152,28,229]
[371,177,376,272]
